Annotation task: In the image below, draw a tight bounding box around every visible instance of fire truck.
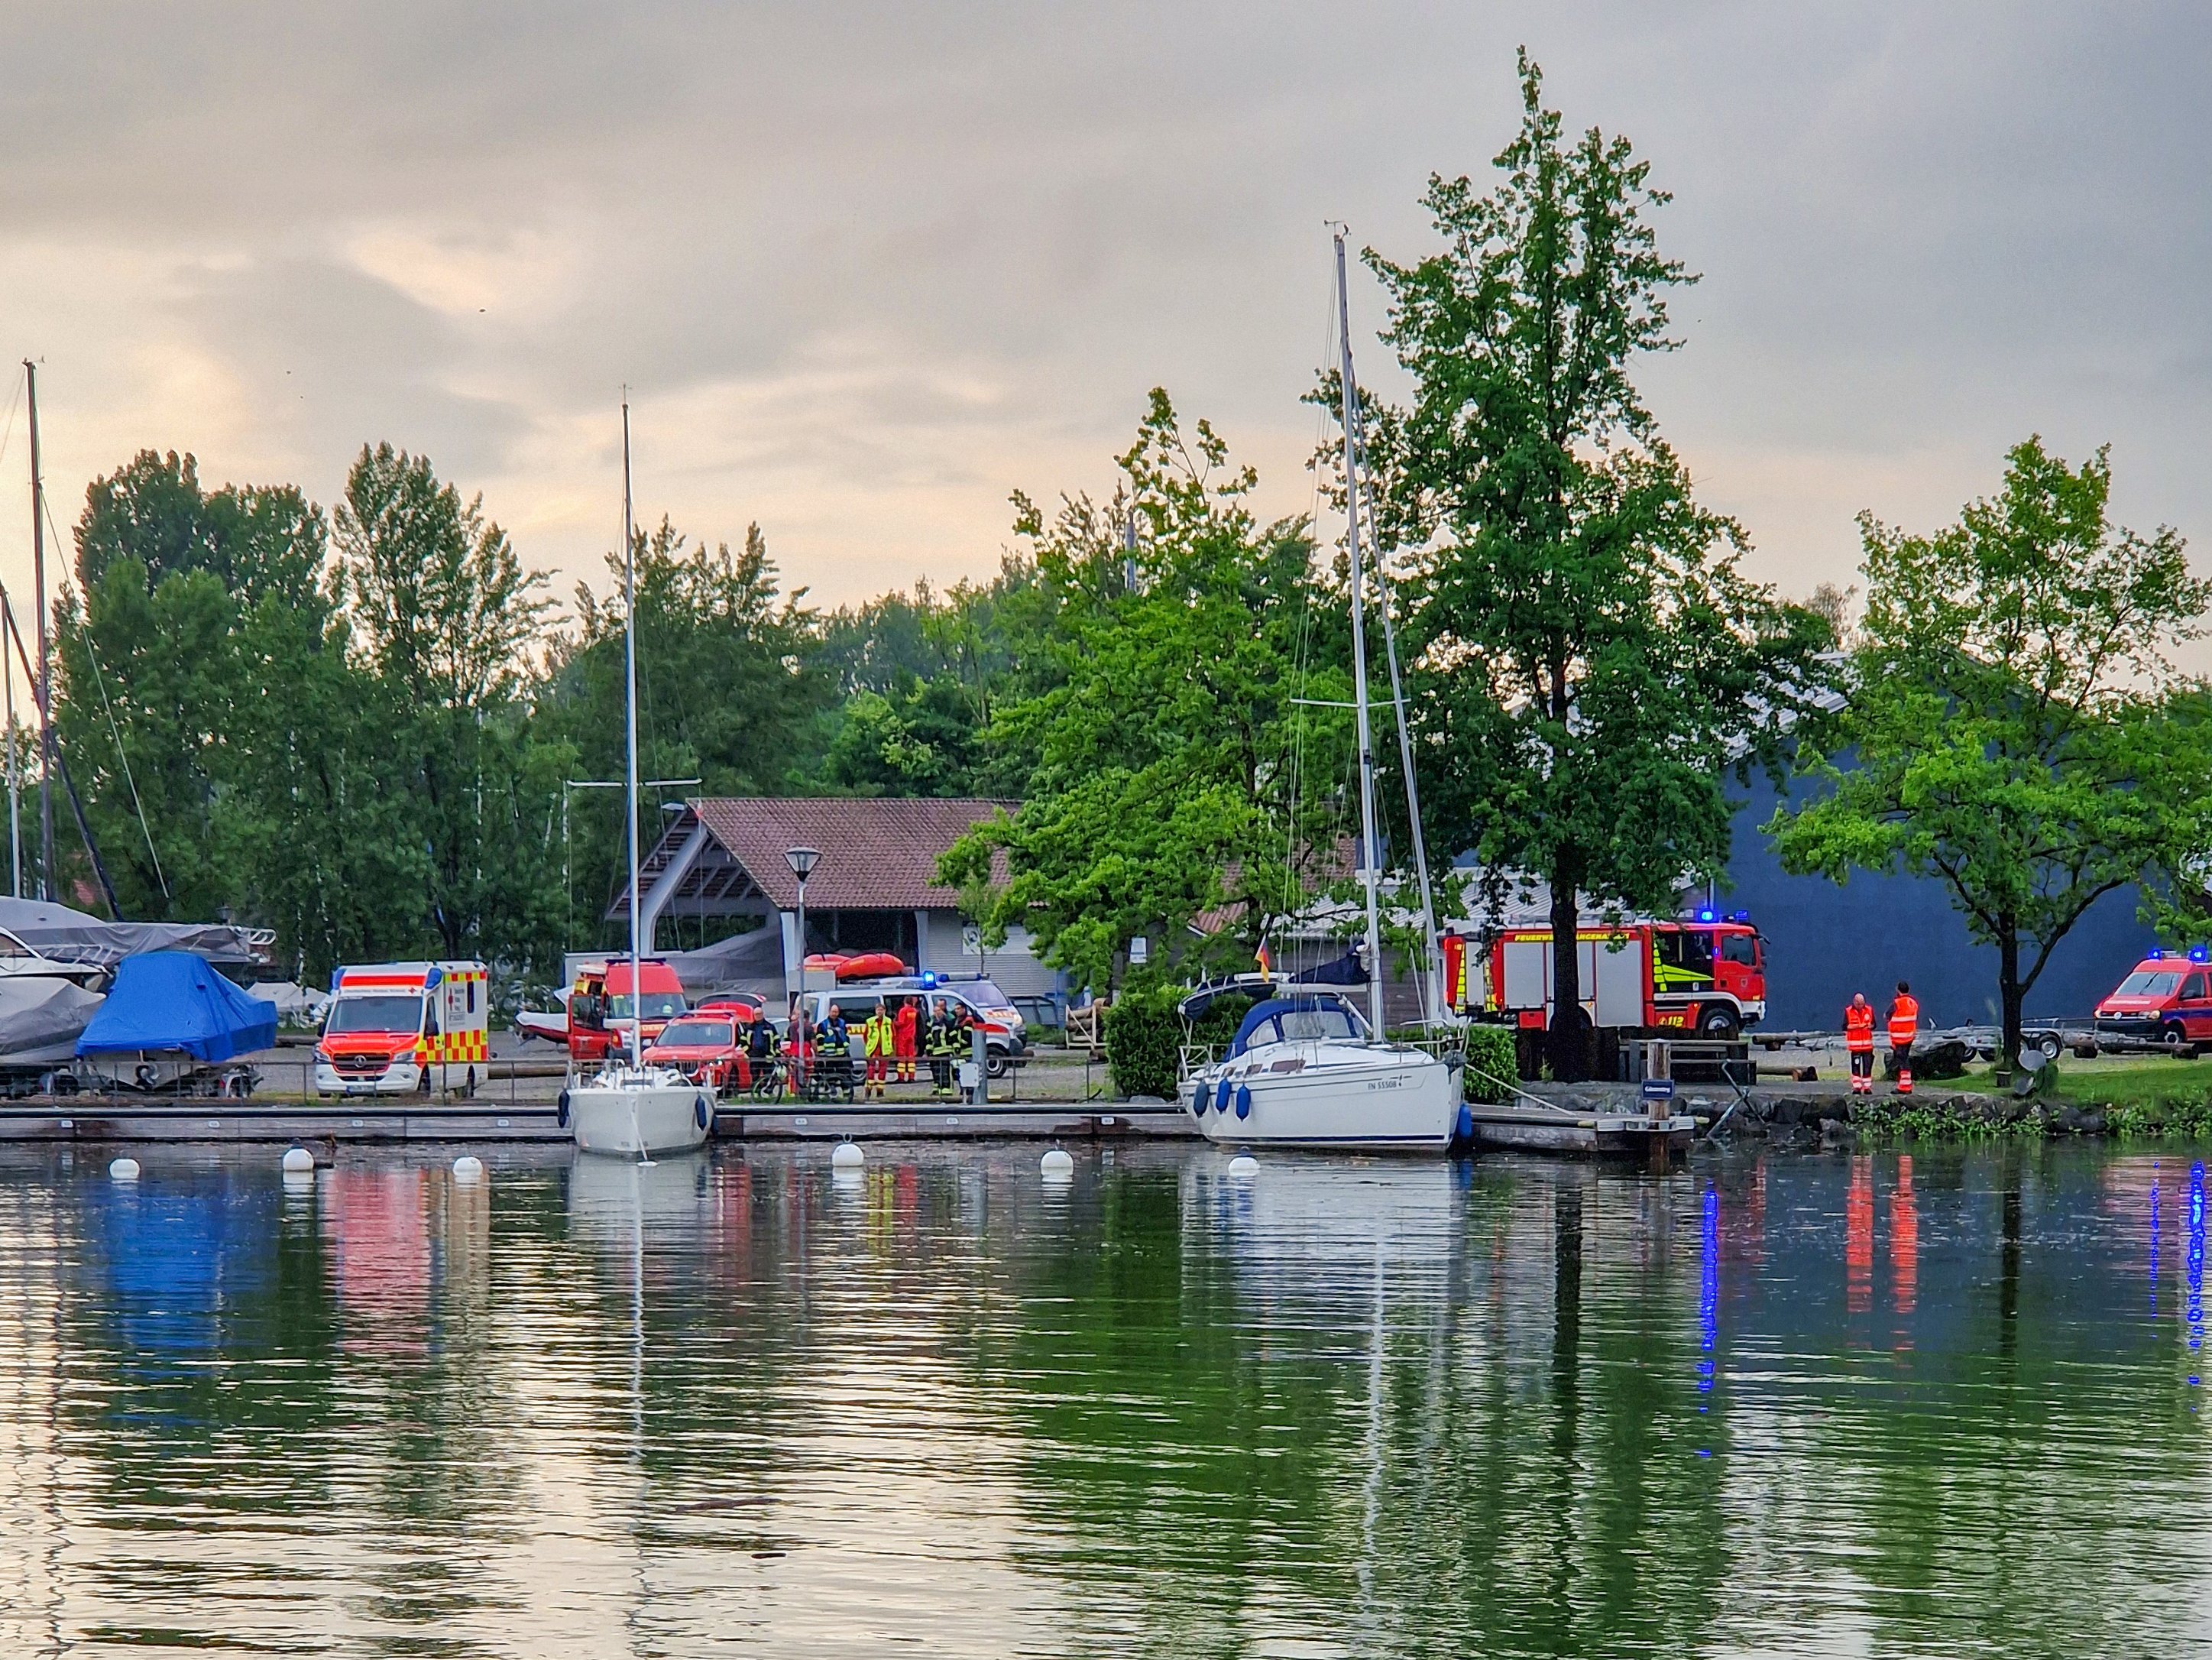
[1442,910,1767,1038]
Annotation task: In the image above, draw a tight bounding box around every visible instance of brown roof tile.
[680,798,1015,912]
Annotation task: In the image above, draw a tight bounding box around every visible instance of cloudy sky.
[0,2,2204,629]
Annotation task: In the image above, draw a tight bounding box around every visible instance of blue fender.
[556,1088,571,1130]
[1190,1081,1207,1117]
[1235,1084,1252,1120]
[1215,1077,1233,1114]
[695,1094,711,1130]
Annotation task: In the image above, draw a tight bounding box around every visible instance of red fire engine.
[1441,911,1767,1038]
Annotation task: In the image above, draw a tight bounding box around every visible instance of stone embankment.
[1532,1082,2197,1144]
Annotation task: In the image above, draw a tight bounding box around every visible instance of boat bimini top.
[1228,995,1372,1057]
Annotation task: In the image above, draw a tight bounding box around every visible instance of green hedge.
[1461,1024,1519,1104]
[1104,993,1182,1101]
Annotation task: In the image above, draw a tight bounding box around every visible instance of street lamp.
[785,846,821,1003]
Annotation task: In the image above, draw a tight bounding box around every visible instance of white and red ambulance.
[316,961,491,1097]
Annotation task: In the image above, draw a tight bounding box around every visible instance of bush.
[1461,1024,1519,1104]
[1104,992,1183,1101]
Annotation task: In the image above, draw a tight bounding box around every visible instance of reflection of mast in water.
[1355,1240,1386,1629]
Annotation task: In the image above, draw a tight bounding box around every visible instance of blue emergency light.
[920,970,940,989]
[2192,947,2210,964]
[2151,948,2166,960]
[1696,909,1716,923]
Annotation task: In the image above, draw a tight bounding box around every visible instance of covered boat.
[75,952,277,1091]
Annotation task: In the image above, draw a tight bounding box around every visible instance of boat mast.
[1335,230,1386,1041]
[621,394,643,1069]
[24,362,50,903]
[2,585,18,898]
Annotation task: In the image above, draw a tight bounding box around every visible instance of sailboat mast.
[24,362,51,903]
[621,396,643,1069]
[1336,231,1387,1040]
[2,591,17,898]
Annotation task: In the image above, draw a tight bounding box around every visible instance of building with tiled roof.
[607,798,1054,1003]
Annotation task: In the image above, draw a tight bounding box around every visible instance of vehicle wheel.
[2166,1023,2197,1059]
[1697,1005,1739,1039]
[987,1050,1012,1079]
[2032,1033,2061,1062]
[463,1068,478,1100]
[2074,1044,2100,1061]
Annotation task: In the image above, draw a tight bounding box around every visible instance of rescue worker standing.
[1844,994,1875,1095]
[926,998,957,1097]
[863,1000,894,1100]
[1887,981,1919,1094]
[892,996,918,1085]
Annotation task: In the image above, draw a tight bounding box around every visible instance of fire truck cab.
[1445,911,1767,1038]
[316,961,491,1097]
[568,958,688,1064]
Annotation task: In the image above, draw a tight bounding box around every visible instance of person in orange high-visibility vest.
[892,997,918,1085]
[1844,994,1876,1095]
[1887,981,1919,1094]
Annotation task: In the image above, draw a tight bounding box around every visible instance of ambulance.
[316,961,492,1097]
[1443,911,1767,1038]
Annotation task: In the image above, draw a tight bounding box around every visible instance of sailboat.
[567,397,714,1157]
[1184,232,1464,1154]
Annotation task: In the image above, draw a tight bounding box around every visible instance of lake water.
[0,1139,2204,1657]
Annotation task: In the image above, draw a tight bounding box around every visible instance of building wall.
[1724,770,2154,1031]
[918,909,1063,999]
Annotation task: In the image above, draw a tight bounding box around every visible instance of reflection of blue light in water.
[2150,1166,2161,1312]
[1698,1185,1718,1409]
[2188,1163,2204,1367]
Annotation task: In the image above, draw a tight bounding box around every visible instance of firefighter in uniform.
[1887,981,1919,1094]
[892,996,918,1085]
[1844,993,1876,1095]
[926,998,959,1097]
[863,1000,894,1100]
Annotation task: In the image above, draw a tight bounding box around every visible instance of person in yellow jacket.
[862,1000,895,1100]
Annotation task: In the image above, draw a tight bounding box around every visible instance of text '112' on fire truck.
[1440,911,1767,1039]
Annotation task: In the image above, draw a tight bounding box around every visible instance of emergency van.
[316,961,491,1097]
[2094,947,2212,1055]
[1443,912,1767,1038]
[567,958,688,1065]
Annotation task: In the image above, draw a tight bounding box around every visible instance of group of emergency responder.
[1844,982,1919,1095]
[772,994,980,1101]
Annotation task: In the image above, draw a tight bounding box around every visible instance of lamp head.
[785,845,821,883]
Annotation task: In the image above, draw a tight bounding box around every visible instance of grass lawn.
[1946,1053,2212,1112]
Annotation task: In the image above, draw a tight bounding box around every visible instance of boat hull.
[1188,1048,1462,1153]
[568,1081,714,1156]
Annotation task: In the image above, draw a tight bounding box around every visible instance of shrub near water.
[1105,990,1257,1102]
[1460,1025,1519,1105]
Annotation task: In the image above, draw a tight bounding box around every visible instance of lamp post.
[785,845,821,1004]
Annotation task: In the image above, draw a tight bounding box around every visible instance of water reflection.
[0,1143,2199,1655]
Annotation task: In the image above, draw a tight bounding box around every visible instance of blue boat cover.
[1229,994,1366,1057]
[76,952,277,1063]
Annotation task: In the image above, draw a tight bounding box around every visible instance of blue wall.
[1719,770,2155,1032]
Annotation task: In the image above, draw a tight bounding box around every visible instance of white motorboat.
[1184,991,1464,1153]
[572,397,717,1159]
[565,1063,714,1156]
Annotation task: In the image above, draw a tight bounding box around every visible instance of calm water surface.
[0,1139,2204,1656]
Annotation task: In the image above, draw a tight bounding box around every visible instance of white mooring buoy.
[282,1146,315,1173]
[108,1157,141,1182]
[1227,1154,1259,1178]
[1041,1149,1074,1181]
[452,1156,485,1182]
[831,1141,865,1171]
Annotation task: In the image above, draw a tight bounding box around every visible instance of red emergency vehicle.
[1443,911,1767,1038]
[2094,947,2212,1055]
[567,958,689,1063]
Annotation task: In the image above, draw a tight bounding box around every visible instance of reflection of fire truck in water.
[1440,910,1767,1039]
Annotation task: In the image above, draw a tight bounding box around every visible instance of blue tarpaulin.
[76,952,277,1063]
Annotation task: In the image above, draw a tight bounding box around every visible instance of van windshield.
[2116,970,2185,999]
[327,995,425,1035]
[607,992,686,1020]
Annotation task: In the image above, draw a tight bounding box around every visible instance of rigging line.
[0,369,23,485]
[42,488,167,896]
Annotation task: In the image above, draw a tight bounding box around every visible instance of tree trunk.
[1548,853,1585,1081]
[1998,923,2023,1072]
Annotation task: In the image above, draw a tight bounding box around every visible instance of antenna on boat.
[621,391,644,1074]
[1335,229,1387,1042]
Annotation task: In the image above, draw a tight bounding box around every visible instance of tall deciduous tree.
[1770,437,2212,1067]
[1367,53,1825,1072]
[940,391,1354,992]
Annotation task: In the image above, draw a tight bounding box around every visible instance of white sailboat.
[1185,232,1463,1154]
[568,396,714,1158]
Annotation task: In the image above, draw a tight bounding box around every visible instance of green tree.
[1365,53,1825,1070]
[333,443,560,962]
[940,391,1354,992]
[1770,437,2212,1066]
